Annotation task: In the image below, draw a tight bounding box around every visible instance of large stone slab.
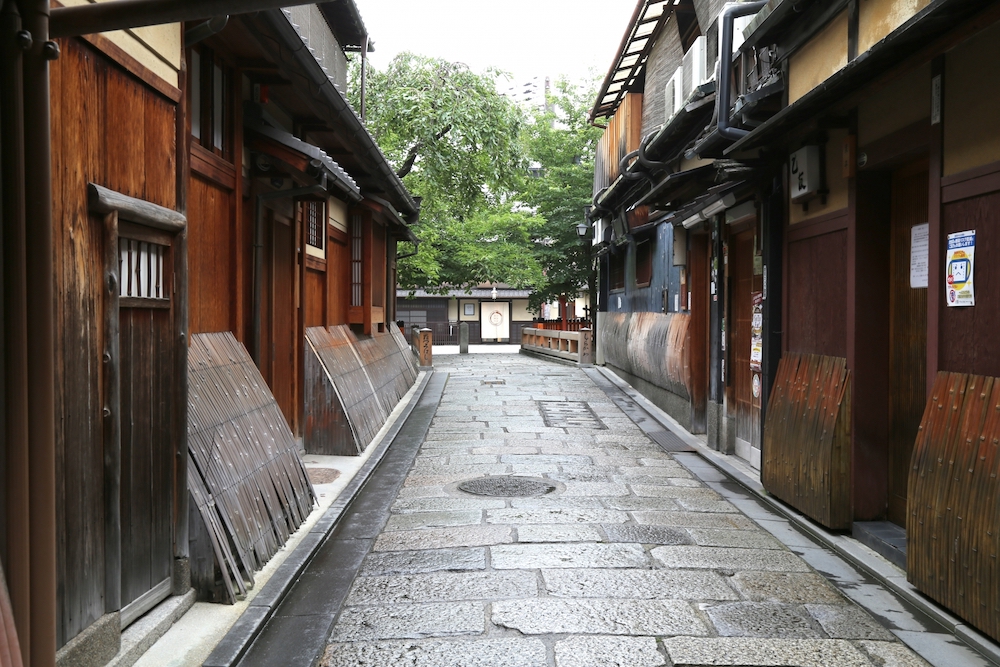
[729,572,846,604]
[383,510,484,531]
[651,546,811,572]
[516,524,604,543]
[331,601,485,641]
[543,569,739,601]
[492,599,708,636]
[662,637,871,666]
[345,571,539,605]
[486,508,629,524]
[392,497,508,513]
[321,639,548,667]
[491,543,649,569]
[806,604,896,640]
[373,525,513,552]
[360,548,487,576]
[706,602,821,638]
[686,528,783,549]
[632,511,758,530]
[554,636,666,667]
[602,524,692,545]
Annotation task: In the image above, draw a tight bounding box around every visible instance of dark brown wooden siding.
[908,372,1000,643]
[50,38,178,647]
[762,353,852,529]
[786,229,848,357]
[188,175,234,334]
[327,236,350,325]
[305,267,326,328]
[939,191,1000,376]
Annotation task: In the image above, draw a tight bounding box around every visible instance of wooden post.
[579,328,594,365]
[418,328,433,368]
[101,212,122,612]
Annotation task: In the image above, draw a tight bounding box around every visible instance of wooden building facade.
[0,1,418,666]
[591,0,1000,647]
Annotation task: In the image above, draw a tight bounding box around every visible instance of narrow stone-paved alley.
[232,353,989,667]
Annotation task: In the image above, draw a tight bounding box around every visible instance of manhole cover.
[458,476,557,497]
[307,468,341,484]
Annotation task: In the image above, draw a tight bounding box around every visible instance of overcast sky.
[353,0,637,88]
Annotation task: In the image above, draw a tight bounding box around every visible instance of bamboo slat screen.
[908,372,1000,643]
[762,353,852,530]
[0,563,22,667]
[303,323,417,455]
[186,333,316,603]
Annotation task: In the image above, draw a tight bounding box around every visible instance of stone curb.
[594,365,1000,667]
[202,372,435,667]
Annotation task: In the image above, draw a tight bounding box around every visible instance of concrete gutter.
[594,365,1000,667]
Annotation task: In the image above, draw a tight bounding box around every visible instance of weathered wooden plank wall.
[186,333,315,603]
[303,323,417,455]
[593,93,643,197]
[600,311,691,398]
[908,371,1000,643]
[785,227,848,357]
[50,37,178,647]
[762,353,852,529]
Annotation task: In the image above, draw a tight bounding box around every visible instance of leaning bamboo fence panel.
[304,323,417,455]
[762,353,852,530]
[908,371,1000,643]
[187,333,315,603]
[0,563,23,667]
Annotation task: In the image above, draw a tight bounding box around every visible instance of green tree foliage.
[520,78,604,312]
[351,53,541,291]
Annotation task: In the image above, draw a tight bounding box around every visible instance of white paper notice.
[910,223,929,288]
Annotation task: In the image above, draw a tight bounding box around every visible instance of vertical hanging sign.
[946,230,975,307]
[750,292,763,372]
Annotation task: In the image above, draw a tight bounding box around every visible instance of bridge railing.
[521,327,593,365]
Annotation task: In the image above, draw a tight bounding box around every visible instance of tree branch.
[395,124,453,179]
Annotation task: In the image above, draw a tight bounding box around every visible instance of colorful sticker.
[946,230,975,307]
[750,292,763,372]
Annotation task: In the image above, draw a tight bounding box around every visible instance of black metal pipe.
[0,2,31,661]
[251,178,326,367]
[18,0,57,663]
[50,0,314,38]
[184,15,228,47]
[717,1,768,141]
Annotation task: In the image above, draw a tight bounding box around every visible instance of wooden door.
[887,163,928,525]
[270,214,298,432]
[729,227,763,464]
[118,236,174,625]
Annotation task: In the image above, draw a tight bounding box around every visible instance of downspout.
[184,14,227,47]
[0,2,31,662]
[717,1,767,140]
[18,0,57,665]
[360,32,368,121]
[251,176,327,367]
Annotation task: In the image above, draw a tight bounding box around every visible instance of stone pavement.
[233,352,995,667]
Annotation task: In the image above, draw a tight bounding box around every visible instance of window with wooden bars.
[119,237,170,306]
[350,214,363,307]
[610,251,626,291]
[304,200,325,260]
[188,46,231,158]
[636,240,652,287]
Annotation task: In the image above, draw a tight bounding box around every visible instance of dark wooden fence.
[762,353,852,530]
[908,371,1000,643]
[187,333,315,603]
[304,323,417,455]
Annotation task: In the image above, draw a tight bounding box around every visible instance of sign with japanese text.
[946,230,975,307]
[750,292,763,372]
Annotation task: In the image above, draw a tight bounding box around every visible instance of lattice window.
[305,201,323,249]
[120,238,168,300]
[350,214,363,307]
